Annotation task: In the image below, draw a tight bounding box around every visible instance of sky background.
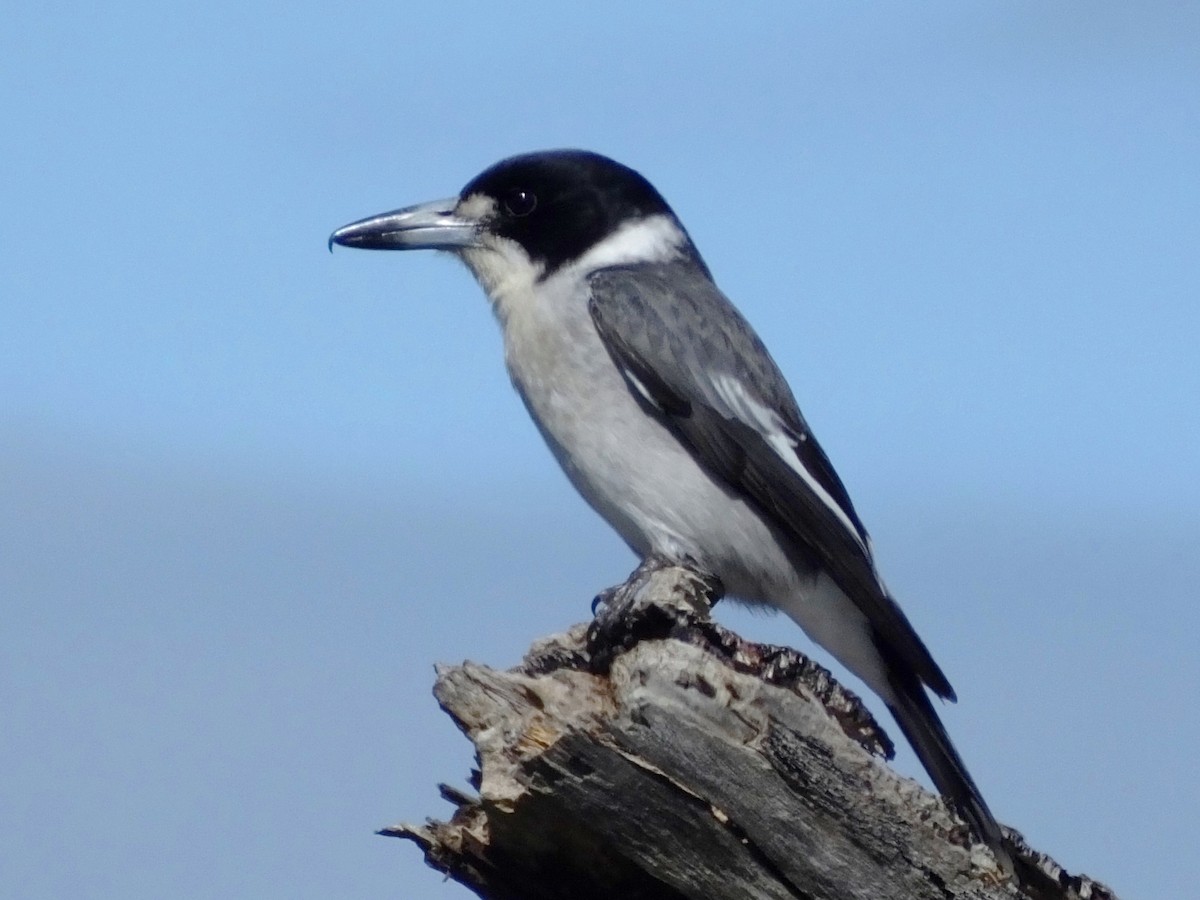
[3,3,1198,898]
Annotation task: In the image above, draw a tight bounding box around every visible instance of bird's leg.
[592,554,723,617]
[587,555,724,671]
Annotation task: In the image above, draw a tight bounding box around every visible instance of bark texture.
[383,565,1118,900]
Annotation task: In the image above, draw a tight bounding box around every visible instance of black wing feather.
[587,262,954,700]
[587,262,1015,869]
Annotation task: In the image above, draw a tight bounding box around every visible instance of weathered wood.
[382,565,1118,900]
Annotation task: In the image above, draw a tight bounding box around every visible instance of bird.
[330,149,1011,871]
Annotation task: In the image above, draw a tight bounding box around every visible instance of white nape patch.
[454,208,685,327]
[572,214,687,272]
[710,374,870,556]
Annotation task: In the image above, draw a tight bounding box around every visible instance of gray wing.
[587,262,954,700]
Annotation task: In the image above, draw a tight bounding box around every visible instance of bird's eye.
[502,189,537,217]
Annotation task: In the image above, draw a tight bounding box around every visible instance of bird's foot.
[587,555,724,672]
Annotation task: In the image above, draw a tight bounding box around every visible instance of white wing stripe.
[712,374,869,554]
[620,365,663,412]
[763,430,869,554]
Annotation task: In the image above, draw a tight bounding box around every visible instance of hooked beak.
[328,197,478,252]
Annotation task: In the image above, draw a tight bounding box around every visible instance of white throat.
[456,213,688,325]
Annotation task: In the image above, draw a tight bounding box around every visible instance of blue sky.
[3,3,1198,898]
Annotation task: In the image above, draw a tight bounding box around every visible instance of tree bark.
[383,564,1119,900]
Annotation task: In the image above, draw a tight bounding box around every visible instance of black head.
[458,150,690,274]
[329,149,704,281]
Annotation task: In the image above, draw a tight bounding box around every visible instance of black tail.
[885,670,1014,875]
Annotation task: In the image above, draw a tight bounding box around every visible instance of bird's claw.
[586,556,723,672]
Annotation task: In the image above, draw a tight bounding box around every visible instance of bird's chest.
[497,284,625,447]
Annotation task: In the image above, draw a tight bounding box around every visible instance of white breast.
[453,226,888,699]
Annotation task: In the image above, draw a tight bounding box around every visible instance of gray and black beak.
[328,198,478,252]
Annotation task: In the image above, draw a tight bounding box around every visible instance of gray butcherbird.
[331,149,1011,872]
